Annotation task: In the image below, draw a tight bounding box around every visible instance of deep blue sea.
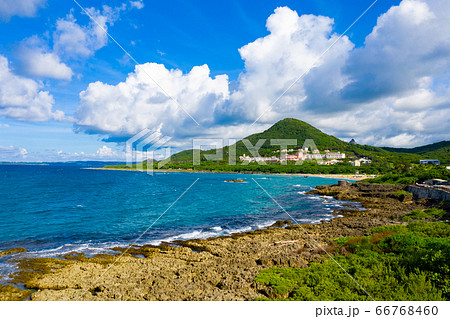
[0,165,358,280]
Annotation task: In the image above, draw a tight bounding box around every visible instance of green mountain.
[168,118,449,164]
[170,118,381,163]
[232,118,346,155]
[382,141,450,161]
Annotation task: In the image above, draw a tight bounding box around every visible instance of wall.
[406,185,450,201]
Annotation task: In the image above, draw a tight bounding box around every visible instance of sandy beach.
[87,167,370,181]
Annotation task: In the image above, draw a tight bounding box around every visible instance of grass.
[364,166,450,185]
[402,208,447,221]
[391,190,411,197]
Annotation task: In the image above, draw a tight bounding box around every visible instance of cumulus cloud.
[13,2,138,81]
[75,1,450,148]
[53,3,138,60]
[54,9,112,59]
[0,145,28,160]
[95,145,118,158]
[75,7,352,143]
[216,7,353,123]
[0,55,64,121]
[341,0,450,104]
[0,0,46,21]
[75,63,230,139]
[17,36,73,80]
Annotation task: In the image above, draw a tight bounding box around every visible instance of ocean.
[0,165,358,280]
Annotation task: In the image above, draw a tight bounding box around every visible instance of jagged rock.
[0,247,26,257]
[338,180,352,187]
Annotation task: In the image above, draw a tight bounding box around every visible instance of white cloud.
[17,36,73,80]
[0,55,64,121]
[0,145,28,160]
[48,146,124,161]
[53,2,141,60]
[341,0,450,104]
[95,145,118,158]
[75,2,450,148]
[75,63,230,139]
[53,9,111,59]
[75,7,352,143]
[53,1,137,58]
[0,0,46,21]
[129,1,144,10]
[216,7,353,123]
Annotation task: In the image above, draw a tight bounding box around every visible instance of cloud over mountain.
[74,0,450,147]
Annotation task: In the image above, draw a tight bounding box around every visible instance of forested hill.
[166,118,449,164]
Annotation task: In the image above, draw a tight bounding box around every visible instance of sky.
[0,0,449,162]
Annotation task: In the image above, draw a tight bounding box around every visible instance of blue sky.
[0,0,449,161]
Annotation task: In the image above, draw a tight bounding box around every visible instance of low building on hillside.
[240,155,279,163]
[255,156,279,163]
[281,154,300,161]
[351,158,372,166]
[351,160,361,167]
[306,153,325,160]
[295,150,305,159]
[420,159,440,165]
[359,158,372,164]
[317,159,341,165]
[325,152,346,159]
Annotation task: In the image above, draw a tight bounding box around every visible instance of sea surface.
[0,165,360,280]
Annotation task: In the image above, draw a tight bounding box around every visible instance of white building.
[306,153,325,160]
[351,160,361,167]
[325,152,345,159]
[420,159,440,165]
[351,158,372,166]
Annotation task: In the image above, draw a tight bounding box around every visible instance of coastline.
[0,181,427,301]
[86,167,369,181]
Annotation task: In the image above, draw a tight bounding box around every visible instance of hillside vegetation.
[105,118,449,174]
[168,118,449,165]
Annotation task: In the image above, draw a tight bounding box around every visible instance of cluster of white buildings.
[239,148,346,164]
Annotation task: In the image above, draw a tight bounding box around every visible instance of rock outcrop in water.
[0,182,434,300]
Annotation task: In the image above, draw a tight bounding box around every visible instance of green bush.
[402,209,430,221]
[255,222,450,301]
[402,208,447,221]
[365,166,450,185]
[391,190,410,197]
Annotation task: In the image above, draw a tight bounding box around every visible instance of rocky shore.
[0,182,435,301]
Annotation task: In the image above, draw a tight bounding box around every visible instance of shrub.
[256,222,450,301]
[402,208,447,221]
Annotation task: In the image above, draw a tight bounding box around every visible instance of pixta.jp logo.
[126,129,172,175]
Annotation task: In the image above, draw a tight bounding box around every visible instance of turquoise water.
[0,165,357,278]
